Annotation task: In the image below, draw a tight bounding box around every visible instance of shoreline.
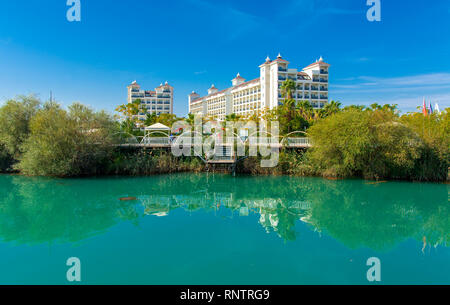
[2,167,449,184]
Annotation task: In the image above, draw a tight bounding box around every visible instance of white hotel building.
[189,55,330,120]
[127,81,174,121]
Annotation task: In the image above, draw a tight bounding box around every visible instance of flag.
[429,102,433,114]
[435,103,441,114]
[422,98,428,116]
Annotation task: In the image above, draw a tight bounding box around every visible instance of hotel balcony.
[278,76,287,81]
[278,67,287,72]
[320,87,328,91]
[320,70,328,74]
[320,95,328,100]
[320,79,328,83]
[311,86,319,91]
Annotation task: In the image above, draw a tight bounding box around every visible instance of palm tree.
[323,100,342,117]
[225,113,241,122]
[296,100,313,120]
[145,113,157,126]
[280,79,296,100]
[186,113,194,125]
[280,80,297,133]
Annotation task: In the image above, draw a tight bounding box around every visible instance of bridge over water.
[111,132,312,172]
[113,136,312,149]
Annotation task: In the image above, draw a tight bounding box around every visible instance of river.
[0,173,448,284]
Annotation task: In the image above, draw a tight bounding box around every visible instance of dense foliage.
[16,102,116,177]
[306,107,449,181]
[0,91,448,181]
[0,95,41,171]
[107,150,204,175]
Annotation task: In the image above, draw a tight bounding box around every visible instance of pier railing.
[113,135,312,149]
[284,137,311,147]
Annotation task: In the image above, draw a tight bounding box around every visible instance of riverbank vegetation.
[0,92,448,181]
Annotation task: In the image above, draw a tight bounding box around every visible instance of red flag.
[422,98,428,116]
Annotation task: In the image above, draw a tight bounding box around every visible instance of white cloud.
[331,73,450,112]
[358,73,450,87]
[347,94,450,113]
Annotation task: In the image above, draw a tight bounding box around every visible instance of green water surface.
[0,173,448,284]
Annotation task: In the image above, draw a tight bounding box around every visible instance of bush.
[0,95,41,158]
[236,150,313,176]
[0,144,14,172]
[16,102,114,177]
[106,149,205,176]
[400,111,449,181]
[305,108,444,181]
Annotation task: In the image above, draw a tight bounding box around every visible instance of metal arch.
[172,130,204,146]
[283,130,309,138]
[140,131,170,144]
[244,130,283,145]
[280,131,309,145]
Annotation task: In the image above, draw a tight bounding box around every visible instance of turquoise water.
[0,173,448,285]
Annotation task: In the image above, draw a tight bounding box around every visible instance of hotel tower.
[127,81,174,121]
[189,54,330,120]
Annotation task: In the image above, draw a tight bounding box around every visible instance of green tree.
[279,80,298,133]
[115,99,142,121]
[16,102,114,177]
[296,100,314,120]
[0,95,41,157]
[145,113,158,126]
[307,107,425,180]
[320,100,342,118]
[156,113,178,127]
[280,79,296,100]
[400,109,449,181]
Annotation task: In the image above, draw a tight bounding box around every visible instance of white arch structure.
[140,131,171,145]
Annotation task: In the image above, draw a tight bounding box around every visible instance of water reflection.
[0,174,448,251]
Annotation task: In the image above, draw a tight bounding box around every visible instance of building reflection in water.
[0,174,447,251]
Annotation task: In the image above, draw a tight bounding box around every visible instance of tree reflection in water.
[0,174,447,251]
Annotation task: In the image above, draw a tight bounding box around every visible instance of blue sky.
[0,0,449,116]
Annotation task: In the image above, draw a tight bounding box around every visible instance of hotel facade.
[127,81,174,121]
[189,55,330,120]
